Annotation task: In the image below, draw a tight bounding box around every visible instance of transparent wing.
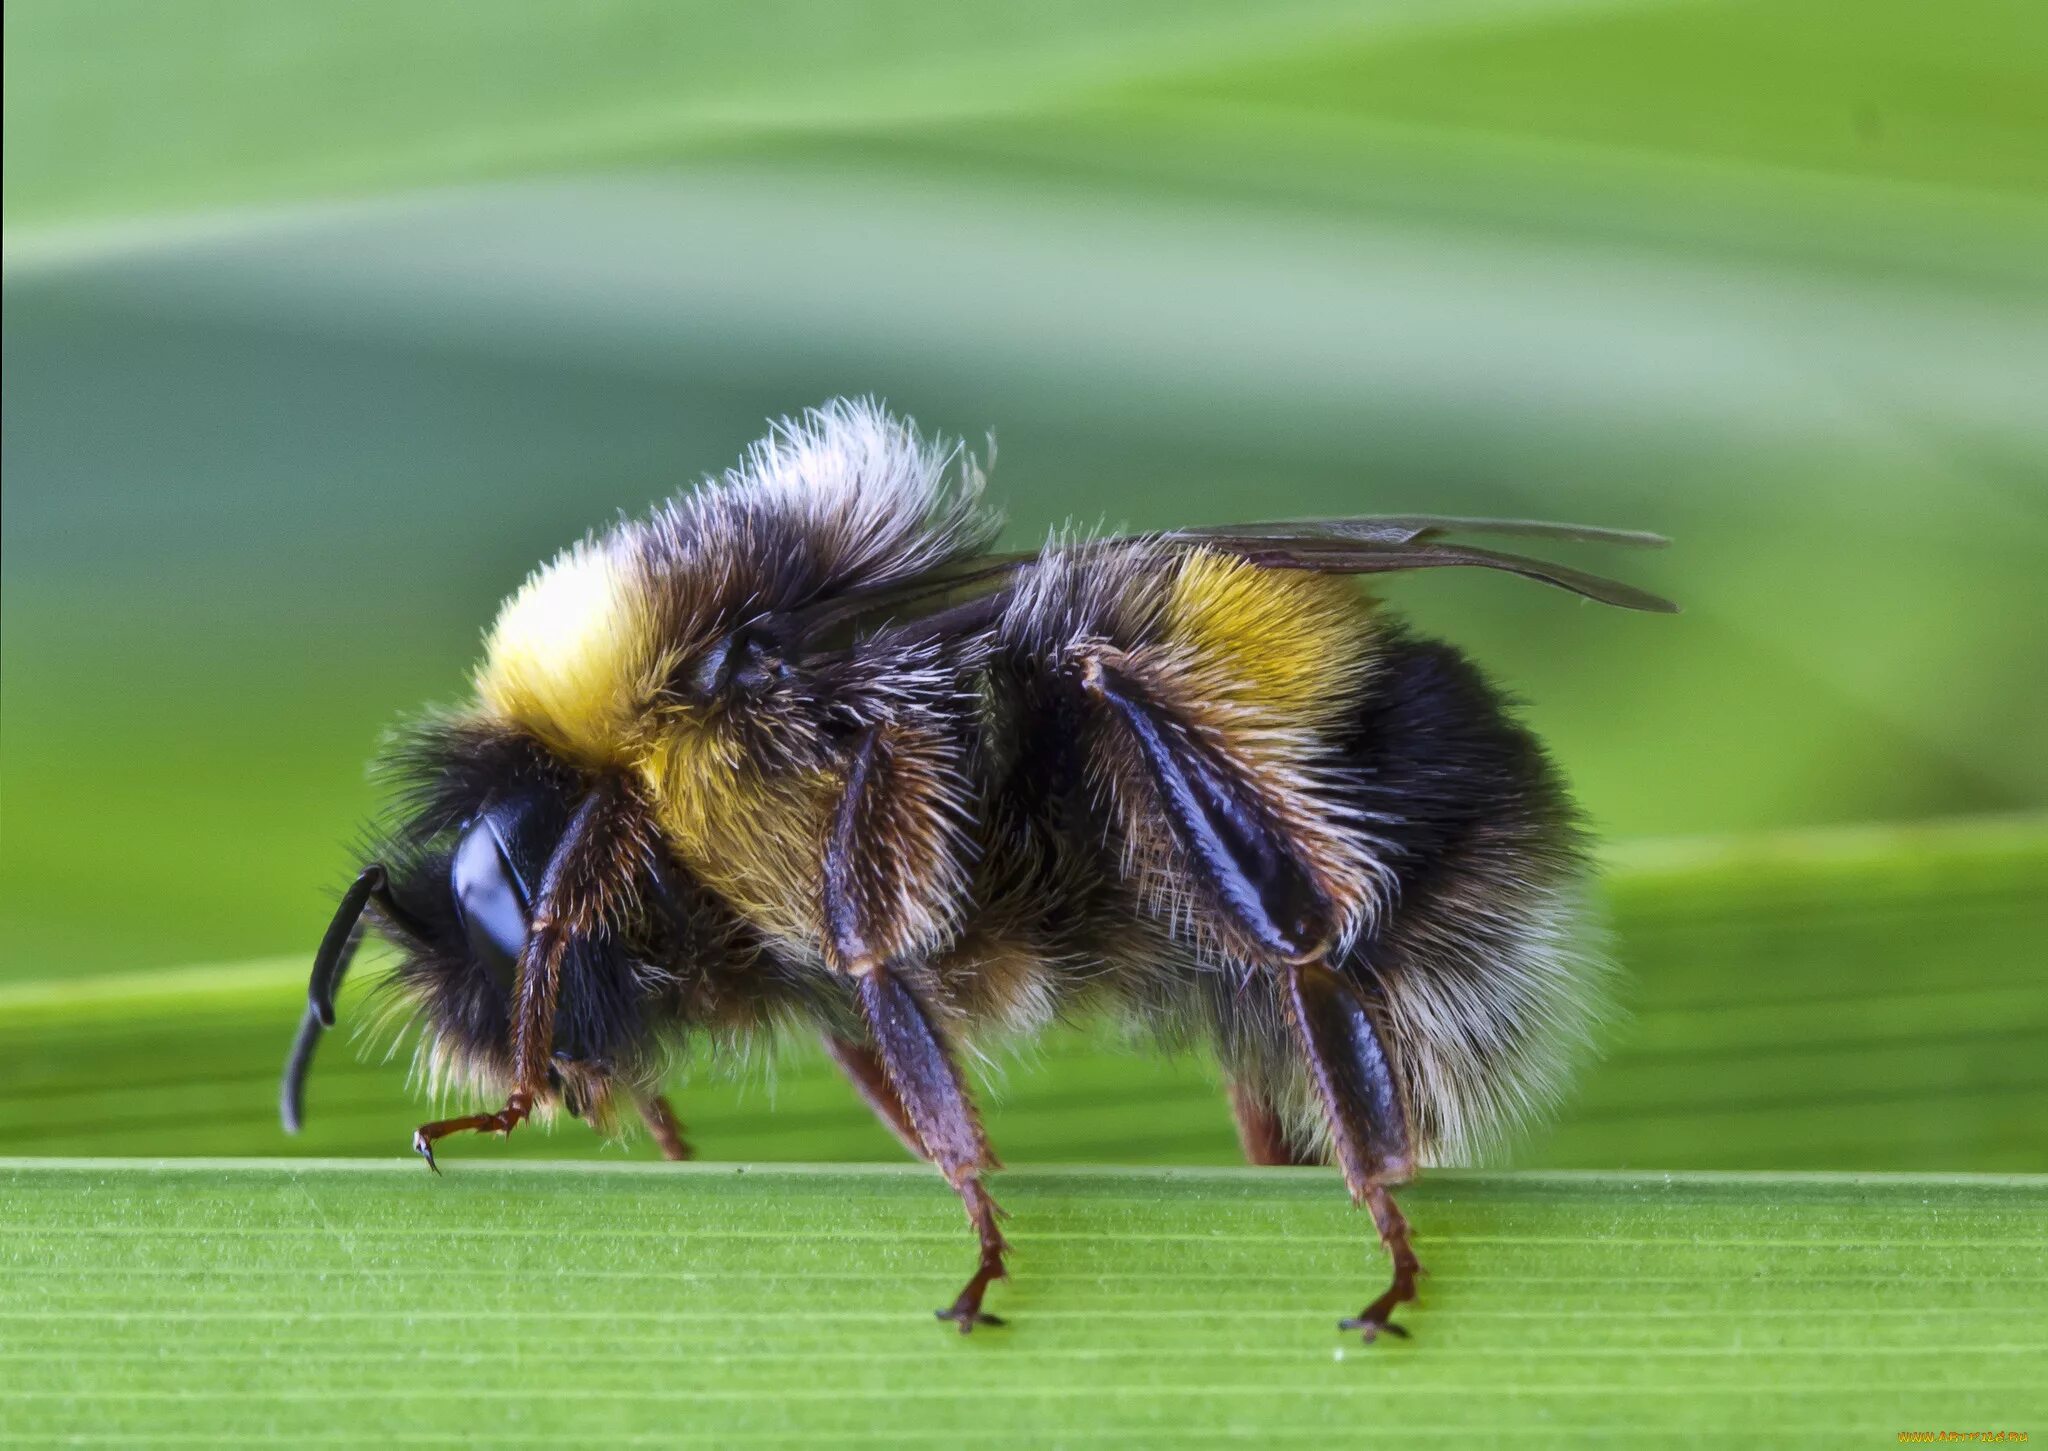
[795,514,1676,643]
[1158,518,1677,613]
[1168,514,1668,551]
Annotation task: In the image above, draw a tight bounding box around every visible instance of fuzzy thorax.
[480,561,837,950]
[472,399,997,957]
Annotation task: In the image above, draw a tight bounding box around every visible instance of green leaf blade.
[2,1161,2042,1444]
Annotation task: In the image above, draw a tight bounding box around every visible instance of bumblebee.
[282,399,1673,1339]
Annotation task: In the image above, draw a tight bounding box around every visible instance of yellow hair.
[1162,549,1376,728]
[642,724,836,945]
[476,540,658,769]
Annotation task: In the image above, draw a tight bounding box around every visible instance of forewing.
[792,514,1676,646]
[1169,514,1669,550]
[1158,515,1676,613]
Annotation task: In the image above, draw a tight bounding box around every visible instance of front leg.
[410,894,574,1170]
[412,887,578,1171]
[413,1093,533,1173]
[412,780,648,1168]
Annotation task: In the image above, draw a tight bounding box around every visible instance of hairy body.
[283,399,1669,1338]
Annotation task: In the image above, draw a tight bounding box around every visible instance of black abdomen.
[1339,629,1581,958]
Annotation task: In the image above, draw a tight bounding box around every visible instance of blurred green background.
[4,1,2044,1168]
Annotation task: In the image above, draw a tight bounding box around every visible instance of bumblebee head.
[280,722,674,1138]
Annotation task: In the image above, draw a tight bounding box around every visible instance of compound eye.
[450,812,531,989]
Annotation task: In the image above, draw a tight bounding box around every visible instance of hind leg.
[1228,1081,1320,1167]
[1285,960,1423,1341]
[1075,650,1417,1337]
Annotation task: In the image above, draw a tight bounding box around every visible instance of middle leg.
[852,965,1009,1332]
[820,723,1008,1331]
[823,1033,927,1160]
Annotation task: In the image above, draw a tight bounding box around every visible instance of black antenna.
[280,865,387,1134]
